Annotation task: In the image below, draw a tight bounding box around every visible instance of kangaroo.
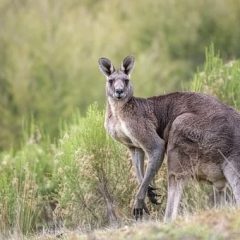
[98,56,240,221]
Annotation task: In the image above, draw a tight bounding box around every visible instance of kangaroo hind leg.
[164,147,191,222]
[213,180,227,208]
[164,174,187,222]
[223,157,240,206]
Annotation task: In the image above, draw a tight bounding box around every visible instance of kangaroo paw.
[133,199,150,221]
[147,186,161,205]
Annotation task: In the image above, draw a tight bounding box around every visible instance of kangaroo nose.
[116,89,123,94]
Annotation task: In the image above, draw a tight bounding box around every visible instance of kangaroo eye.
[108,79,113,85]
[125,79,129,85]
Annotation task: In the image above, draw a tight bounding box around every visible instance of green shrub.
[0,105,135,235]
[54,105,135,229]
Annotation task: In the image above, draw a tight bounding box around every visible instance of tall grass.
[0,105,135,236]
[192,45,240,109]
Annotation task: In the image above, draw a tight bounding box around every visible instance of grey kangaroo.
[98,56,240,221]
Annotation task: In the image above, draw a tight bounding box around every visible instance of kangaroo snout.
[115,89,123,94]
[115,88,124,99]
[113,80,126,99]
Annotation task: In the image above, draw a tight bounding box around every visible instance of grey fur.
[98,56,240,221]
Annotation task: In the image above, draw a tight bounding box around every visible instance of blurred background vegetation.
[1,0,240,149]
[1,0,240,237]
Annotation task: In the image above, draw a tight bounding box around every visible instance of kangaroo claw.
[133,199,150,220]
[147,186,161,205]
[133,208,143,220]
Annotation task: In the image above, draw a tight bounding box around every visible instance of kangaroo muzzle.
[114,80,125,99]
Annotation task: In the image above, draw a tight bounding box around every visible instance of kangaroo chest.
[106,116,138,147]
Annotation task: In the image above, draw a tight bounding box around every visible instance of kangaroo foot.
[147,186,161,205]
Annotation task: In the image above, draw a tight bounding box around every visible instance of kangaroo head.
[98,56,135,101]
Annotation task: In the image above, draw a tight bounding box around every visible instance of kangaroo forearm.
[129,147,145,184]
[136,145,165,200]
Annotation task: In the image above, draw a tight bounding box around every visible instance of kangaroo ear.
[121,56,135,75]
[98,57,115,77]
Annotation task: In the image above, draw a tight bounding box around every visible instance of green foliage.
[1,0,240,149]
[0,131,56,235]
[192,45,240,109]
[0,104,135,235]
[54,105,135,229]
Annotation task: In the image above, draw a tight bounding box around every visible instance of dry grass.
[23,208,240,240]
